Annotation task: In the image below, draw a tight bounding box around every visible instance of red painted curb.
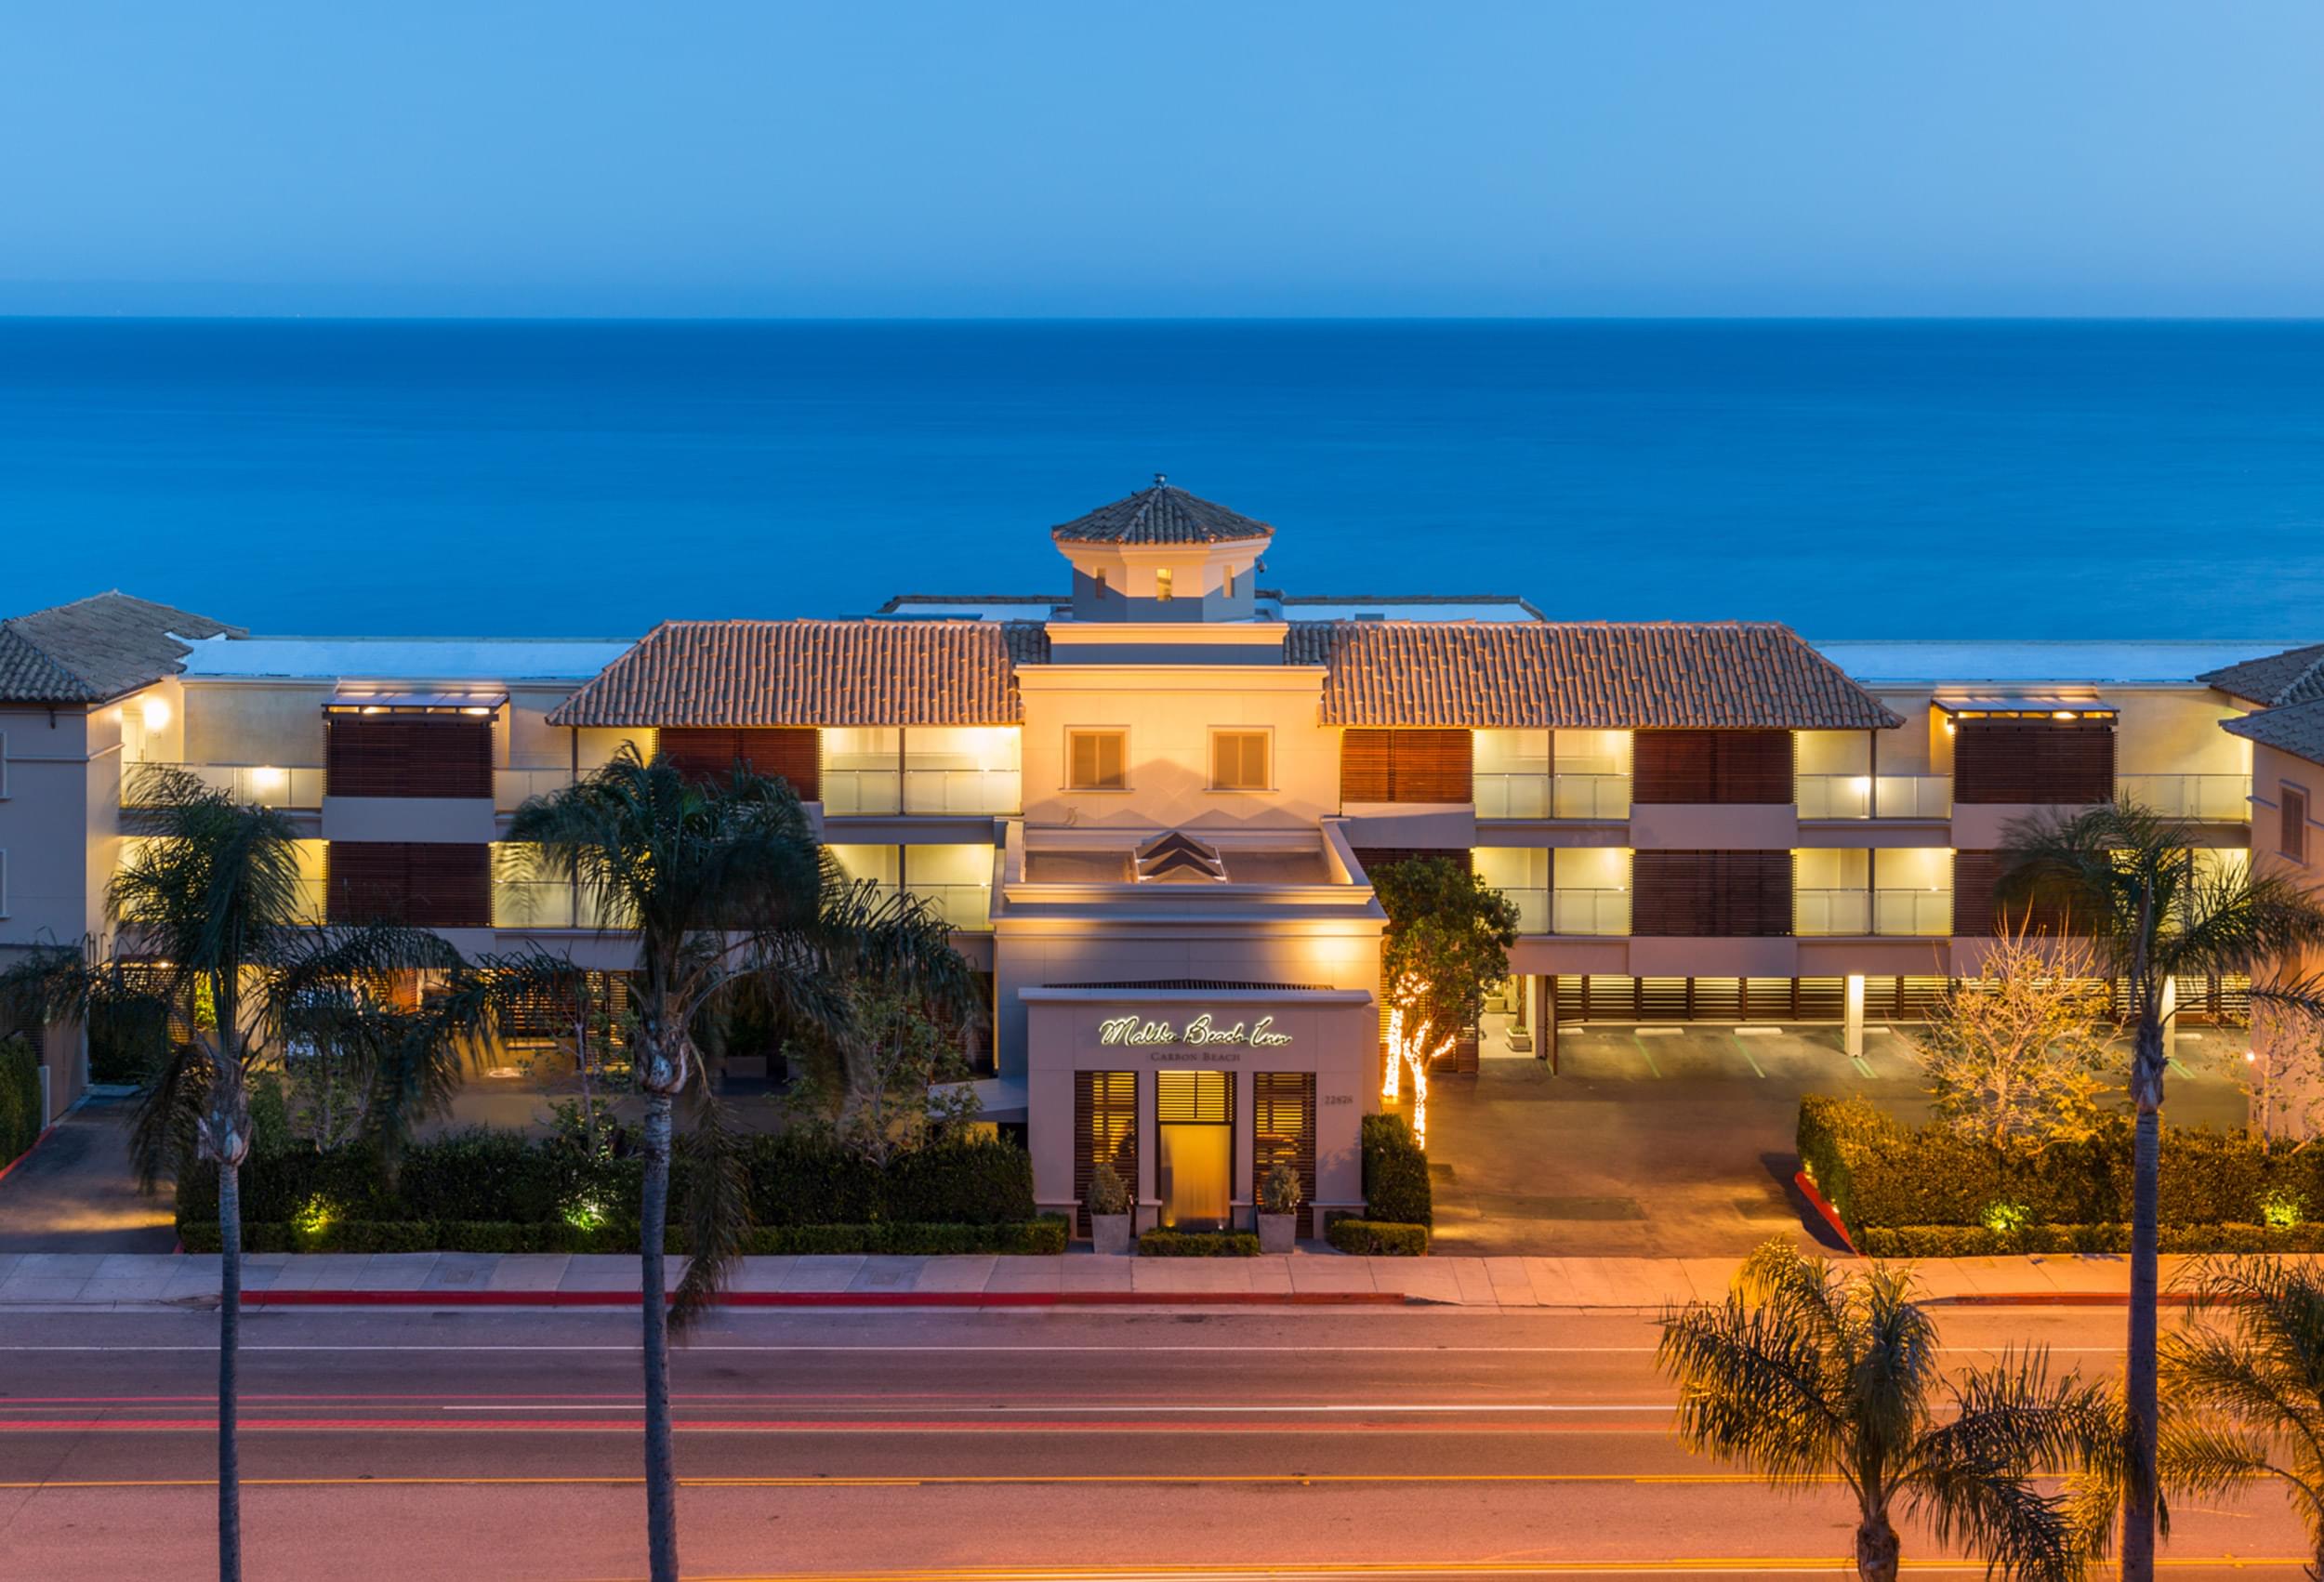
[242,1288,1412,1309]
[1793,1169,1856,1255]
[0,1121,60,1189]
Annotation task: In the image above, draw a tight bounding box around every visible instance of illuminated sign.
[1097,1013,1291,1049]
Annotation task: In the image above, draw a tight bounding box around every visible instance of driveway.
[0,1094,177,1252]
[1421,1018,2253,1257]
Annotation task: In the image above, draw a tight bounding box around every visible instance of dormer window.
[1155,568,1174,602]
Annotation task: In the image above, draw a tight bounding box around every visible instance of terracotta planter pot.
[1258,1213,1297,1254]
[1091,1214,1132,1256]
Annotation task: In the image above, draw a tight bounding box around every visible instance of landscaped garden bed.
[1799,1093,2324,1256]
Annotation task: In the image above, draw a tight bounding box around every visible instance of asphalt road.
[0,1303,2305,1579]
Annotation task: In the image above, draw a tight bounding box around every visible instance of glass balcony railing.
[904,768,1021,816]
[1795,773,1953,820]
[1497,887,1550,934]
[1873,890,1953,937]
[822,768,903,815]
[493,878,577,929]
[2117,773,2251,822]
[125,761,324,811]
[494,768,575,811]
[1794,888,1871,935]
[913,882,993,930]
[1551,889,1631,936]
[1472,772,1632,820]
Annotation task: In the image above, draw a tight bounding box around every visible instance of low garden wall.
[1798,1094,2324,1256]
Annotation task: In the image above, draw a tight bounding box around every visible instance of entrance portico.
[1023,984,1376,1234]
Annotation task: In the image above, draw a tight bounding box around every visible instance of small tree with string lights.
[1370,857,1518,1147]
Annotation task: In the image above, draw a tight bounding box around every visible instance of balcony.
[1473,772,1631,820]
[913,881,993,930]
[905,768,1020,817]
[1551,888,1631,936]
[1496,886,1550,934]
[494,768,574,811]
[1794,887,1870,935]
[1873,889,1953,936]
[1794,887,1954,936]
[1795,773,1953,820]
[822,768,902,815]
[125,761,324,811]
[2117,773,2251,822]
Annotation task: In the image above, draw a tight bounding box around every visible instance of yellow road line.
[557,1563,2315,1581]
[0,1471,1800,1489]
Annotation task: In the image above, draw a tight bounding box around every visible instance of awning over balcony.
[1934,695,2117,719]
[326,690,508,714]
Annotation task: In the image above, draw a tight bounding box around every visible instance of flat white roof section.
[178,634,635,682]
[1813,639,2320,688]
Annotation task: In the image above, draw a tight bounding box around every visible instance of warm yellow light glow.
[460,705,494,717]
[1381,971,1453,1149]
[1155,567,1174,602]
[361,705,386,716]
[252,766,285,792]
[140,696,171,731]
[2052,710,2077,721]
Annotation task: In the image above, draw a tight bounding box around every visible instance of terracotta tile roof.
[2199,643,2324,708]
[2225,699,2324,767]
[1050,476,1274,546]
[1287,621,1903,730]
[545,619,1039,728]
[0,592,243,705]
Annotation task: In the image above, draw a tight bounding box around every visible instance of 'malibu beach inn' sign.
[1097,1013,1292,1051]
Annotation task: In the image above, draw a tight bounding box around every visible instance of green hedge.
[1857,1223,2324,1258]
[178,1217,1069,1257]
[1361,1113,1432,1225]
[1799,1095,2324,1238]
[178,1129,1035,1233]
[1325,1218,1431,1256]
[1136,1230,1261,1258]
[0,1035,39,1171]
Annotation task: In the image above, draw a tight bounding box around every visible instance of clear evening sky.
[5,1,2321,318]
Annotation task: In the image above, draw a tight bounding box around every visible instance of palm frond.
[1657,1293,1850,1488]
[668,1084,751,1335]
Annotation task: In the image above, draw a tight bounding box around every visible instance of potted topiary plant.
[1087,1159,1133,1255]
[1258,1161,1302,1253]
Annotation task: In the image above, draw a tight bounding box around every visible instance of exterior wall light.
[141,696,172,731]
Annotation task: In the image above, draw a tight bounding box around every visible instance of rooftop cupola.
[1050,475,1273,625]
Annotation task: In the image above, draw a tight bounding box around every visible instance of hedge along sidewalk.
[0,1250,2278,1310]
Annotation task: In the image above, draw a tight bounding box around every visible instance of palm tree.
[503,745,971,1582]
[0,767,472,1582]
[2000,801,2324,1578]
[1657,1240,2112,1582]
[2155,1259,2324,1578]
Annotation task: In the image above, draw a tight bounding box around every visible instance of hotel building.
[0,480,2305,1232]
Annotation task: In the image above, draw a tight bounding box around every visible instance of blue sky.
[4,1,2321,316]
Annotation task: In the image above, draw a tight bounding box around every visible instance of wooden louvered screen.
[1253,1071,1317,1238]
[1953,719,2116,804]
[1340,729,1472,804]
[325,717,493,798]
[325,842,491,928]
[1950,850,2097,937]
[1631,850,1793,936]
[657,727,821,799]
[1073,1070,1137,1237]
[1631,730,1796,804]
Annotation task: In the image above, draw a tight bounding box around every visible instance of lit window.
[1068,730,1128,791]
[1155,568,1173,602]
[1210,731,1270,791]
[2285,784,2310,864]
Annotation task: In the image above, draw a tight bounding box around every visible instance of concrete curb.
[243,1288,1413,1309]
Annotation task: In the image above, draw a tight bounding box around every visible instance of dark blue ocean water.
[2,319,2319,640]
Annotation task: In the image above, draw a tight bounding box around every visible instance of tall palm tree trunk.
[217,1156,244,1582]
[639,1089,679,1582]
[2121,1010,2166,1582]
[1855,1506,1899,1582]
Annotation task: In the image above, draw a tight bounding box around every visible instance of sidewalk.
[0,1248,2252,1310]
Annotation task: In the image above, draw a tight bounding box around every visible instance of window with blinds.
[325,842,491,929]
[655,728,820,799]
[1630,850,1793,936]
[2284,784,2310,864]
[325,716,493,799]
[1067,730,1128,791]
[1073,1071,1138,1236]
[1155,1068,1233,1123]
[1631,730,1795,805]
[1210,730,1270,791]
[1952,719,2116,805]
[1252,1071,1316,1237]
[1340,729,1472,804]
[1950,850,2097,937]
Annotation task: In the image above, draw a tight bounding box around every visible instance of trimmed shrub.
[0,1035,40,1171]
[1799,1094,2324,1240]
[741,1219,1067,1256]
[1856,1222,2324,1258]
[1326,1218,1431,1256]
[180,1217,1068,1257]
[1361,1112,1432,1226]
[880,1138,1036,1225]
[741,1134,882,1226]
[1137,1230,1262,1258]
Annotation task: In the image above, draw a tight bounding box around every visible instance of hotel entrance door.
[1155,1069,1233,1232]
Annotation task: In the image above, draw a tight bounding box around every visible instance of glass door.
[1155,1069,1234,1232]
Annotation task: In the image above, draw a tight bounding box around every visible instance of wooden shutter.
[1073,1070,1138,1237]
[2284,785,2309,862]
[657,727,820,799]
[1340,729,1471,804]
[1252,1071,1317,1238]
[325,842,489,928]
[1633,730,1793,804]
[1631,850,1791,936]
[1953,719,2116,804]
[325,717,492,798]
[1951,848,2093,937]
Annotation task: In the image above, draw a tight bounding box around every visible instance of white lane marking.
[438,1402,1675,1413]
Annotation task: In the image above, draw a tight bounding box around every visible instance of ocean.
[1,318,2319,641]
